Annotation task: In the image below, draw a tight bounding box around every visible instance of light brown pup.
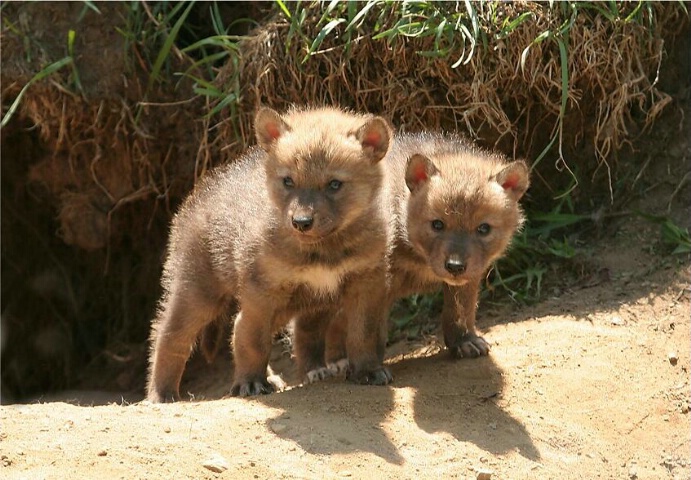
[317,131,529,367]
[146,106,393,402]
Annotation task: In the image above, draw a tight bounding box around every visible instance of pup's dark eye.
[283,177,295,188]
[477,223,491,236]
[327,179,342,191]
[431,219,445,231]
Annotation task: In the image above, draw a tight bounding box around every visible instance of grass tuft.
[637,213,691,255]
[1,57,73,128]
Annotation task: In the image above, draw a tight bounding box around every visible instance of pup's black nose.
[445,258,466,275]
[292,215,314,232]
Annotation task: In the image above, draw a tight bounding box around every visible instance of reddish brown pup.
[388,132,529,357]
[316,131,529,369]
[146,106,393,402]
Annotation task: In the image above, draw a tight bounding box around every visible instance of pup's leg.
[293,309,332,384]
[324,311,349,376]
[343,268,393,386]
[198,304,236,365]
[230,300,286,397]
[147,288,223,402]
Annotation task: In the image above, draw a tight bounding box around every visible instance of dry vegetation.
[1,1,688,401]
[231,1,686,197]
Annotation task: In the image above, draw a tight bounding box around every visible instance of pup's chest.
[292,265,344,297]
[262,240,380,298]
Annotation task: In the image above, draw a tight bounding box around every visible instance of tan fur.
[319,131,530,366]
[388,132,530,357]
[146,106,393,402]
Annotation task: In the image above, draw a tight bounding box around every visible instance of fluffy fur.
[146,106,393,402]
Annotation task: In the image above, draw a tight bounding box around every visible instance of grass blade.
[276,0,292,19]
[302,18,346,63]
[181,35,242,53]
[208,92,238,117]
[497,11,534,39]
[67,29,82,93]
[451,23,475,68]
[345,0,380,32]
[520,29,550,74]
[147,1,196,92]
[1,57,72,128]
[464,0,479,39]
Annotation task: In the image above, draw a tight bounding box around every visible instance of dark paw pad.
[448,334,491,359]
[346,366,393,386]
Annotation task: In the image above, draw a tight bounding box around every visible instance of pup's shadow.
[252,346,539,465]
[180,341,405,464]
[259,379,405,465]
[394,351,540,461]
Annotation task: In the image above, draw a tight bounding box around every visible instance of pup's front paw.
[346,365,393,385]
[147,388,180,403]
[230,374,286,397]
[446,332,491,359]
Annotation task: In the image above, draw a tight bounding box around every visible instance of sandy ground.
[1,206,690,480]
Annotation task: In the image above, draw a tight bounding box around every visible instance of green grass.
[388,292,442,343]
[1,57,73,128]
[637,212,691,255]
[1,13,86,127]
[490,213,588,303]
[146,1,196,93]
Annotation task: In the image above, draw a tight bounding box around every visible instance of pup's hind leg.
[294,309,338,384]
[199,301,238,364]
[147,288,224,403]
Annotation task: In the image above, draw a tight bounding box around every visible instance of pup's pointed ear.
[255,108,291,151]
[356,117,392,164]
[494,160,530,201]
[405,154,439,193]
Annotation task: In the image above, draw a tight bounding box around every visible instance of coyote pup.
[147,106,393,402]
[387,132,530,357]
[317,131,529,368]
